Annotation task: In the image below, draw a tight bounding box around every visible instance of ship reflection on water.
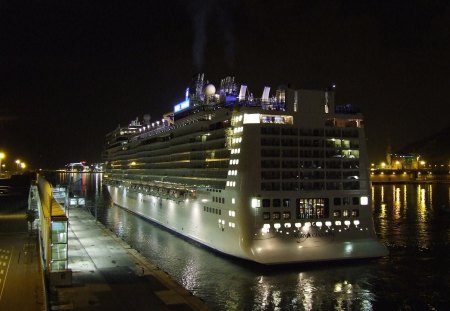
[58,173,449,310]
[250,269,378,310]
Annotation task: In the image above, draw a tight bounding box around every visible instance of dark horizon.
[1,1,449,169]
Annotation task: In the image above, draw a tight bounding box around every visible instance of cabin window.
[296,198,329,219]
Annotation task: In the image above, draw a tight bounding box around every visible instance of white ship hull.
[108,185,387,264]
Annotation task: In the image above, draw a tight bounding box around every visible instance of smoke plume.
[188,0,236,72]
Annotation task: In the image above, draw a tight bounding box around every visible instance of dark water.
[55,174,450,310]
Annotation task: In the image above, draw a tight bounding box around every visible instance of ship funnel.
[238,85,247,101]
[189,73,205,96]
[195,73,204,96]
[262,86,270,103]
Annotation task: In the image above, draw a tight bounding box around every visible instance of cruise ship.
[103,74,388,264]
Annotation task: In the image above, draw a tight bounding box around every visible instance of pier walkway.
[49,206,209,311]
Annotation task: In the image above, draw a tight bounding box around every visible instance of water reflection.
[297,273,314,310]
[373,182,450,250]
[50,174,450,310]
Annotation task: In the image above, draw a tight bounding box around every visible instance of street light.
[15,159,21,171]
[20,162,26,170]
[0,152,5,174]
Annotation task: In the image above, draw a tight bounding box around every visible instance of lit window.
[360,196,369,205]
[243,113,261,124]
[227,181,236,187]
[232,198,235,204]
[335,221,342,226]
[251,198,261,208]
[353,220,360,226]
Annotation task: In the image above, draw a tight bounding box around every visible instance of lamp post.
[15,159,21,172]
[0,152,5,174]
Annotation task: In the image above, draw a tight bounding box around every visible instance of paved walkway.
[50,207,209,311]
[0,232,46,311]
[0,195,46,311]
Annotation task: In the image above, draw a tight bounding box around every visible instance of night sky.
[1,0,449,169]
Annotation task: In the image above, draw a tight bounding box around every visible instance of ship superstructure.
[103,74,388,264]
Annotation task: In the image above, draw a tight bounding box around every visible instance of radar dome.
[205,84,216,97]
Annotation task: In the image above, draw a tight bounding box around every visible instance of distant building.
[66,162,88,172]
[389,153,420,169]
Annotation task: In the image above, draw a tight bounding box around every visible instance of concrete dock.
[0,195,46,311]
[49,206,209,310]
